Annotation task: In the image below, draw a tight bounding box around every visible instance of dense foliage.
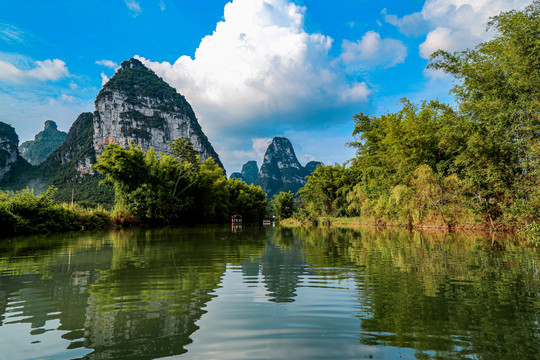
[94,138,267,224]
[0,187,111,236]
[271,191,295,220]
[298,2,540,230]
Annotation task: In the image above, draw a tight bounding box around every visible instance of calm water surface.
[0,226,538,359]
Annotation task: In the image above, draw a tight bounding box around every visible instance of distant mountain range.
[230,137,322,198]
[19,120,67,166]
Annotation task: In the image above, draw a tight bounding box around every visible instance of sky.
[0,0,531,173]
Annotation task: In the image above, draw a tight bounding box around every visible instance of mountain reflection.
[0,227,267,359]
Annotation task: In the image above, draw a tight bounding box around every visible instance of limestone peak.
[93,58,224,169]
[120,57,145,70]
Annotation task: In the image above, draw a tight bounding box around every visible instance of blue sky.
[0,0,531,173]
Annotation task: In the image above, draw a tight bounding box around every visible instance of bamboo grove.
[296,2,540,230]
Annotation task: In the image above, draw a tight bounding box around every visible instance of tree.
[94,142,267,224]
[272,191,295,220]
[227,180,267,222]
[298,164,352,217]
[94,143,183,222]
[168,137,200,197]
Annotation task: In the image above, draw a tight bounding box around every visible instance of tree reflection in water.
[0,226,538,359]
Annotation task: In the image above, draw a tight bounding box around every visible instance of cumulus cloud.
[421,0,529,58]
[130,0,412,171]
[125,0,142,17]
[59,94,75,102]
[223,137,271,170]
[95,59,118,69]
[340,31,407,70]
[136,0,393,141]
[0,58,69,83]
[383,0,530,60]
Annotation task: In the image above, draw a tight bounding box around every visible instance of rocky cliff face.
[19,120,67,165]
[253,137,321,197]
[0,122,22,180]
[93,58,223,168]
[230,160,259,184]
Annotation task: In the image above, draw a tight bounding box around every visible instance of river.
[0,225,538,359]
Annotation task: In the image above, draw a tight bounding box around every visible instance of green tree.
[93,143,184,222]
[226,179,267,222]
[298,164,352,217]
[168,137,200,197]
[94,142,267,224]
[345,100,463,224]
[272,191,295,220]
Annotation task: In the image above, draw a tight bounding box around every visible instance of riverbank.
[279,217,540,245]
[278,216,540,241]
[0,188,141,237]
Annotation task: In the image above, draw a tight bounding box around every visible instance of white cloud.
[159,0,166,11]
[340,31,407,70]
[0,58,69,83]
[381,10,426,37]
[252,138,272,159]
[100,72,109,86]
[125,0,142,17]
[382,0,530,60]
[418,0,530,59]
[60,94,75,102]
[95,59,118,69]
[136,0,373,144]
[222,137,272,170]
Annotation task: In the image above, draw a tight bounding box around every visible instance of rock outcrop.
[253,137,321,198]
[19,120,67,165]
[0,122,24,180]
[230,160,259,184]
[93,58,223,168]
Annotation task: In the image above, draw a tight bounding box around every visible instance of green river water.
[0,225,538,359]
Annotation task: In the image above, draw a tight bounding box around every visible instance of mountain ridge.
[0,57,223,205]
[19,120,67,165]
[231,137,322,198]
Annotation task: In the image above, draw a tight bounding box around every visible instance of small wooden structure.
[232,215,243,224]
[263,218,272,226]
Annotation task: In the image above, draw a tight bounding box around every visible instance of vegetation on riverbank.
[0,137,268,237]
[94,138,267,224]
[292,3,540,233]
[0,187,113,236]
